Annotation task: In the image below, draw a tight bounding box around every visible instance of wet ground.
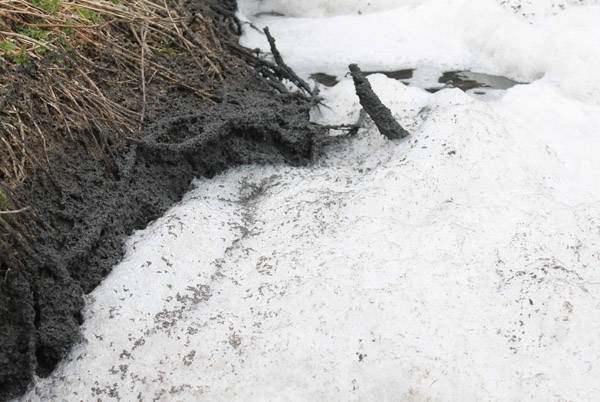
[433,70,522,93]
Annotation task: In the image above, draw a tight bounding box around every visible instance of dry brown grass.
[0,0,224,191]
[0,0,228,261]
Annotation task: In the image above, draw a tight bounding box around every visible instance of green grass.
[0,40,28,66]
[76,7,104,24]
[0,0,103,67]
[0,189,9,210]
[21,26,50,41]
[29,0,62,14]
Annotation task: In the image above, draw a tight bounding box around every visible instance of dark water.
[310,69,414,87]
[310,73,340,87]
[254,11,286,17]
[430,70,522,93]
[365,69,414,81]
[310,69,523,95]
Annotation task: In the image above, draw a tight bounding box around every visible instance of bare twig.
[348,64,409,140]
[139,23,147,131]
[263,27,313,96]
[0,206,30,215]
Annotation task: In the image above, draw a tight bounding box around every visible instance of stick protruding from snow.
[264,27,314,96]
[348,64,409,140]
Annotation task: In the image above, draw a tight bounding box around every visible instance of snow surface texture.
[240,0,600,105]
[239,0,600,17]
[238,0,421,17]
[22,0,600,401]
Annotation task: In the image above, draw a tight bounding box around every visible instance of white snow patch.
[498,0,600,18]
[22,76,600,401]
[238,0,600,18]
[238,0,417,17]
[240,0,600,104]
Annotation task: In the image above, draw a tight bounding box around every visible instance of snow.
[237,0,419,17]
[21,0,600,401]
[238,0,600,18]
[240,0,600,105]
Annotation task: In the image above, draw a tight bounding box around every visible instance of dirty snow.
[21,0,600,401]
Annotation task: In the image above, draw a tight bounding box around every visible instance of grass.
[0,0,222,74]
[0,0,226,258]
[0,188,8,210]
[0,0,224,186]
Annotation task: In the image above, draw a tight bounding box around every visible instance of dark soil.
[0,1,327,399]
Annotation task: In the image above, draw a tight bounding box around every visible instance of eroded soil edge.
[0,1,324,399]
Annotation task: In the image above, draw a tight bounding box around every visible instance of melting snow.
[22,0,600,400]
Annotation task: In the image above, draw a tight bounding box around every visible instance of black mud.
[0,1,326,399]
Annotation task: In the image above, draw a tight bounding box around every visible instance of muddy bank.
[0,1,325,399]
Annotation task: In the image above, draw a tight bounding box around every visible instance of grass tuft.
[0,189,8,210]
[0,0,228,258]
[0,0,225,184]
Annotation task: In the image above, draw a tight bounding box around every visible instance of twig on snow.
[263,27,314,96]
[348,64,409,140]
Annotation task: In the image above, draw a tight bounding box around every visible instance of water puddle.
[253,11,286,17]
[310,69,414,88]
[310,69,524,96]
[310,72,340,87]
[365,68,414,81]
[428,70,523,94]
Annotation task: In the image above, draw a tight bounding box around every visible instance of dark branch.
[348,63,409,140]
[263,27,314,96]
